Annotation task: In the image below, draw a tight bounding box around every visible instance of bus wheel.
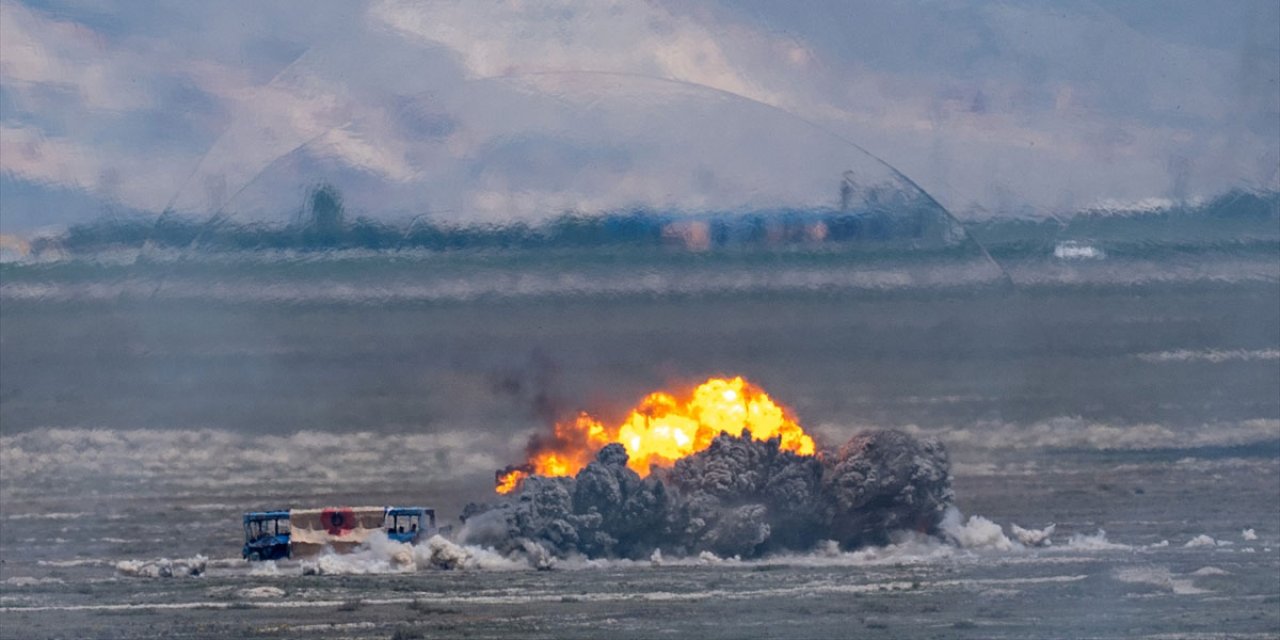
[247,551,261,562]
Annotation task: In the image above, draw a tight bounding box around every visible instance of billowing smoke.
[460,429,952,560]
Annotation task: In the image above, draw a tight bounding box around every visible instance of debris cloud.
[467,428,953,560]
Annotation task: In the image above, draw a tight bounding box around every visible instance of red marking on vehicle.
[320,507,356,536]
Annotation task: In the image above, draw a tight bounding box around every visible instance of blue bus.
[242,506,436,561]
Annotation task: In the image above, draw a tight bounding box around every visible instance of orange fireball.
[496,376,815,493]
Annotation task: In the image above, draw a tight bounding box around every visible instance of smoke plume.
[460,429,952,560]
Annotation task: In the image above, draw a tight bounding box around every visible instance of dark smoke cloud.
[460,430,952,560]
[487,349,566,426]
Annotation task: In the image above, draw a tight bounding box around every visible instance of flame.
[495,468,528,494]
[496,376,815,493]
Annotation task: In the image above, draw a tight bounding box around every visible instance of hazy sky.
[1,0,1277,232]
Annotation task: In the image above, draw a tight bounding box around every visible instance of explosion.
[496,376,815,493]
[465,429,953,560]
[474,374,953,560]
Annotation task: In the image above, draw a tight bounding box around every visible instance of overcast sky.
[1,0,1277,232]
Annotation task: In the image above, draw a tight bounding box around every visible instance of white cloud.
[0,124,102,186]
[0,0,1275,229]
[372,0,783,106]
[0,1,154,111]
[169,62,420,212]
[1,3,422,215]
[370,0,1278,216]
[0,124,188,210]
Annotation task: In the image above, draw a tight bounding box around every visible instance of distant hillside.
[19,188,1278,259]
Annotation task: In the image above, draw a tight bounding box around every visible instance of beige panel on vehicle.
[289,507,386,556]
